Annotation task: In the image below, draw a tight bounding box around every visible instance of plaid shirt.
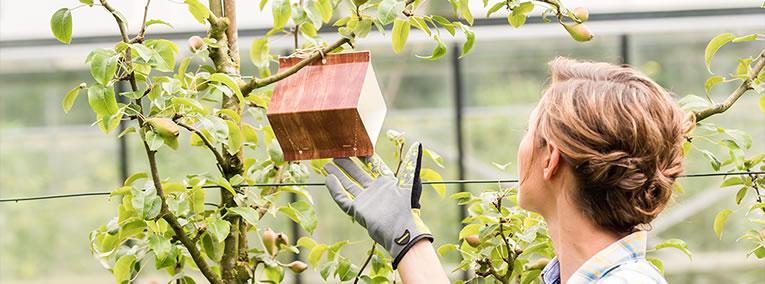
[541,231,667,284]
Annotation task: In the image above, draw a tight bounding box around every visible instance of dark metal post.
[620,34,631,65]
[115,81,129,183]
[451,44,468,281]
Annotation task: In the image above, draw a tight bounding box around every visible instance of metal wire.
[0,171,762,203]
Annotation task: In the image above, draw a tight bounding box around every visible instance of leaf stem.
[353,242,377,284]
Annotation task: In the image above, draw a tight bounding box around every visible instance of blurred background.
[1,0,764,283]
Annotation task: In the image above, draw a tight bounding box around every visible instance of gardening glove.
[323,143,432,269]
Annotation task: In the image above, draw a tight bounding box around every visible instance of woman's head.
[517,57,690,234]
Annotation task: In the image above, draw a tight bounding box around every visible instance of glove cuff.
[391,233,434,269]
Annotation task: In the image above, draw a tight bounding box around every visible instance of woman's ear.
[543,144,561,180]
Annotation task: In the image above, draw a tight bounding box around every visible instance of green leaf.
[260,0,269,10]
[212,176,236,195]
[459,223,481,239]
[423,148,444,168]
[201,233,224,261]
[391,18,410,54]
[264,265,284,283]
[80,0,94,6]
[378,0,405,25]
[51,8,73,44]
[272,0,292,29]
[297,236,317,251]
[458,0,473,25]
[225,120,243,155]
[145,19,173,28]
[145,130,164,151]
[417,38,447,61]
[87,84,118,118]
[149,233,172,262]
[486,1,505,17]
[508,13,526,28]
[113,254,136,284]
[704,33,735,73]
[308,244,328,267]
[654,239,692,259]
[130,43,156,62]
[437,244,458,256]
[249,37,270,68]
[86,49,119,85]
[207,217,231,242]
[146,39,179,72]
[759,96,765,113]
[278,200,317,233]
[646,257,664,275]
[184,0,210,24]
[735,187,748,205]
[171,97,207,114]
[242,123,259,145]
[732,33,758,43]
[699,149,721,171]
[317,0,333,22]
[713,209,733,240]
[208,73,245,108]
[704,75,725,97]
[124,172,148,186]
[721,176,744,187]
[62,84,85,113]
[458,23,475,58]
[420,168,445,198]
[228,207,259,226]
[431,16,455,35]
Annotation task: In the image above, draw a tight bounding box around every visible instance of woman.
[322,57,689,283]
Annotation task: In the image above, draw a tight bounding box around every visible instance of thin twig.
[354,243,377,284]
[134,0,152,42]
[693,49,765,122]
[175,120,227,174]
[99,0,130,42]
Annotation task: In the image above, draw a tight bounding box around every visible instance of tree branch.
[175,119,227,173]
[224,0,240,70]
[144,143,224,284]
[99,0,130,42]
[240,37,352,95]
[693,48,765,122]
[135,0,152,42]
[353,243,376,284]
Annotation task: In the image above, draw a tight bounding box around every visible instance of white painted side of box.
[357,63,387,148]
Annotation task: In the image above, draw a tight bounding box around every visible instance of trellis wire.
[0,171,762,203]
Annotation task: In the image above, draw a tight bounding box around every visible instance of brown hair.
[534,57,691,234]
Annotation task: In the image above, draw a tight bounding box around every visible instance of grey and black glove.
[323,143,432,269]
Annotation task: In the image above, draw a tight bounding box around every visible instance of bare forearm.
[398,240,450,284]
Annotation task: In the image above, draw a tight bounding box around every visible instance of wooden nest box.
[267,51,387,161]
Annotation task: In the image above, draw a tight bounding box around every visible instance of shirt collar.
[541,231,648,284]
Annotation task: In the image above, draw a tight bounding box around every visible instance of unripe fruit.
[262,229,278,256]
[465,235,480,247]
[146,117,180,138]
[188,35,205,51]
[573,7,589,22]
[525,258,550,270]
[288,261,308,273]
[276,233,290,248]
[563,23,594,42]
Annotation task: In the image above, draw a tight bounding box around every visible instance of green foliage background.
[1,3,764,283]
